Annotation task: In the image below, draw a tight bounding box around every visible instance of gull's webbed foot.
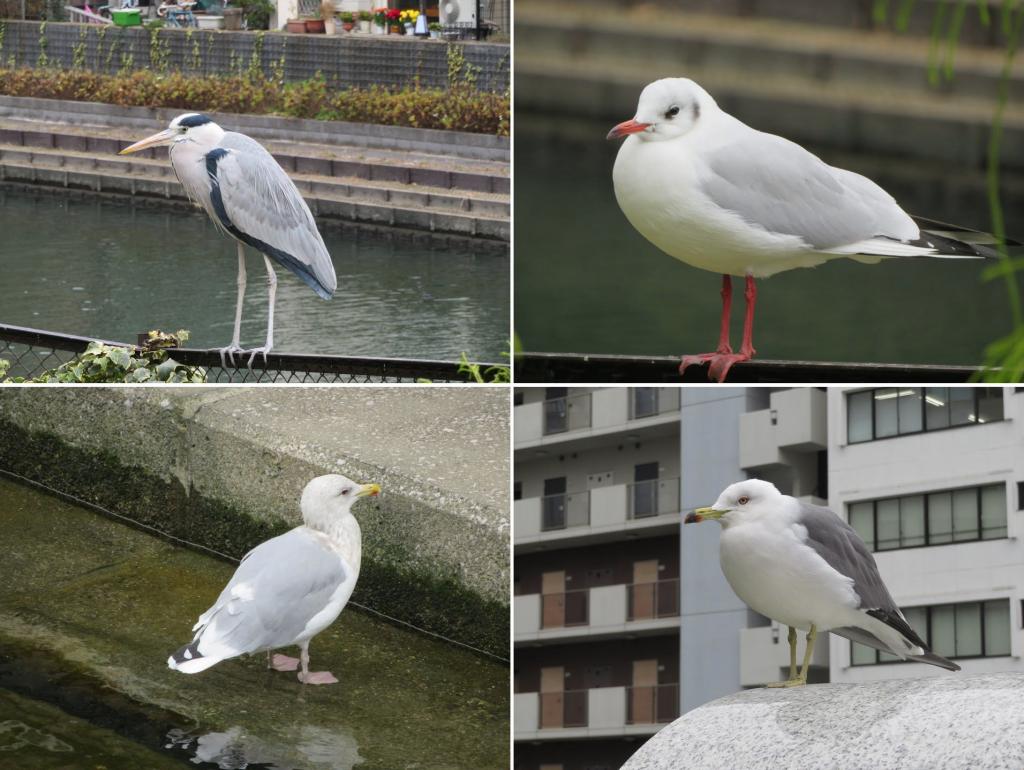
[270,653,300,672]
[245,345,273,369]
[764,677,808,688]
[214,344,245,368]
[679,349,753,383]
[298,670,338,685]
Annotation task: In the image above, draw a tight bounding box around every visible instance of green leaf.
[132,367,152,382]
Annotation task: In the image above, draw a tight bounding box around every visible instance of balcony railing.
[541,588,589,629]
[539,689,588,729]
[543,392,592,435]
[626,684,679,725]
[627,478,680,519]
[541,491,591,531]
[629,387,681,419]
[627,579,680,621]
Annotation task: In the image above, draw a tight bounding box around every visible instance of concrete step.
[524,0,1017,48]
[0,144,510,220]
[0,118,510,196]
[514,7,1024,171]
[515,6,1024,105]
[0,159,509,241]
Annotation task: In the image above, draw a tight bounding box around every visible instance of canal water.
[516,118,1024,366]
[0,190,509,362]
[0,476,508,770]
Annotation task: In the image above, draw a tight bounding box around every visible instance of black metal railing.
[0,324,491,383]
[516,352,984,384]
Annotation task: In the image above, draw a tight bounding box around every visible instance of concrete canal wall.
[0,387,509,658]
[0,21,510,92]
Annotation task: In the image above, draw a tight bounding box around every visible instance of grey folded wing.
[193,528,348,658]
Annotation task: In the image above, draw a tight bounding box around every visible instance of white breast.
[719,521,860,631]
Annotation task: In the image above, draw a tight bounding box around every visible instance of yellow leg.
[787,626,797,680]
[765,624,816,688]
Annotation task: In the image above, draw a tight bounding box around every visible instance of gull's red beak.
[606,119,651,140]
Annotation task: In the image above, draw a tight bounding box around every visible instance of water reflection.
[166,724,362,770]
[0,191,509,361]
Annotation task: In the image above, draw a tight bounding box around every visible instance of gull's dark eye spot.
[665,106,680,119]
[341,488,351,496]
[738,496,750,505]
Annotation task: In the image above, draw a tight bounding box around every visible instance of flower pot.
[305,18,325,32]
[403,22,413,33]
[341,21,354,31]
[359,19,371,31]
[286,18,306,32]
[428,29,439,38]
[195,13,225,29]
[222,6,242,29]
[372,22,385,34]
[323,17,335,33]
[389,23,401,33]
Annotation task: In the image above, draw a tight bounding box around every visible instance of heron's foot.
[270,654,300,672]
[764,677,807,688]
[245,344,273,369]
[679,349,754,383]
[213,344,244,368]
[298,670,338,685]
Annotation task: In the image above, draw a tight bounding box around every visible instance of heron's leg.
[679,273,757,383]
[216,243,247,368]
[765,624,816,688]
[296,640,338,685]
[787,626,798,681]
[246,255,277,368]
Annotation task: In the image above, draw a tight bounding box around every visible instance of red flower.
[385,8,401,20]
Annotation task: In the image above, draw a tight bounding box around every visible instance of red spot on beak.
[606,119,651,140]
[684,512,702,524]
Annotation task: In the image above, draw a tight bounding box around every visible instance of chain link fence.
[0,324,487,383]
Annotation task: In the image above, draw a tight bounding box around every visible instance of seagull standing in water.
[685,479,959,686]
[168,475,380,685]
[608,78,1004,382]
[121,114,337,365]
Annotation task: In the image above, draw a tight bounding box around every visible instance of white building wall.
[827,387,1024,683]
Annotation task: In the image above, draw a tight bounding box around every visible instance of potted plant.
[358,9,372,31]
[399,7,417,34]
[320,0,335,33]
[339,10,354,31]
[372,7,387,33]
[305,7,326,32]
[428,20,441,38]
[287,17,306,32]
[386,7,401,33]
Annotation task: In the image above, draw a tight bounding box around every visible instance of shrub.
[0,67,509,135]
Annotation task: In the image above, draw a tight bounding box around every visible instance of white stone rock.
[622,673,1024,770]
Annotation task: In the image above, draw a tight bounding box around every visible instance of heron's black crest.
[179,114,213,128]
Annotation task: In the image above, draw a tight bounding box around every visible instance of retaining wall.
[0,20,510,91]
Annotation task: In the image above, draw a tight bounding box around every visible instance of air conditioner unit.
[439,0,479,38]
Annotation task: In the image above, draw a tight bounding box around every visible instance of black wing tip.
[169,641,203,666]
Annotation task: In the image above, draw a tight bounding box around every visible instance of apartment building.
[514,386,1024,769]
[514,387,684,770]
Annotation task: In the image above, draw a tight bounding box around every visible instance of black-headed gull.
[608,78,1002,382]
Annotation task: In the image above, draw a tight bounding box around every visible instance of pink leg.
[270,652,300,671]
[297,641,338,685]
[680,274,758,383]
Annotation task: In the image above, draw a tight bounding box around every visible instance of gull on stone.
[684,479,959,687]
[167,474,380,685]
[608,78,1007,382]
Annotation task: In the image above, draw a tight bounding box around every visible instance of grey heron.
[120,113,337,365]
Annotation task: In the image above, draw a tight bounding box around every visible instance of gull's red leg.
[680,275,733,374]
[681,273,758,383]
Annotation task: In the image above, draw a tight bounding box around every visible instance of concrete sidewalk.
[0,387,509,657]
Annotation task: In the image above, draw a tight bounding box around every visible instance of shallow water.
[0,477,508,770]
[0,189,509,362]
[515,118,1024,367]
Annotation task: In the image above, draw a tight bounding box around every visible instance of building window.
[513,481,522,501]
[848,483,1007,551]
[513,391,524,407]
[632,387,659,419]
[851,599,1011,665]
[847,387,1003,444]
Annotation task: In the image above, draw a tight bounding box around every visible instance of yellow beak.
[119,128,177,155]
[356,483,381,498]
[684,506,727,524]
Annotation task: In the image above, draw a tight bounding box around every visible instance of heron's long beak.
[356,483,381,498]
[684,507,727,524]
[606,119,651,140]
[119,128,177,155]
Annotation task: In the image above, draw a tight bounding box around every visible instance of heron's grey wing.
[699,127,917,248]
[193,528,347,660]
[209,133,337,298]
